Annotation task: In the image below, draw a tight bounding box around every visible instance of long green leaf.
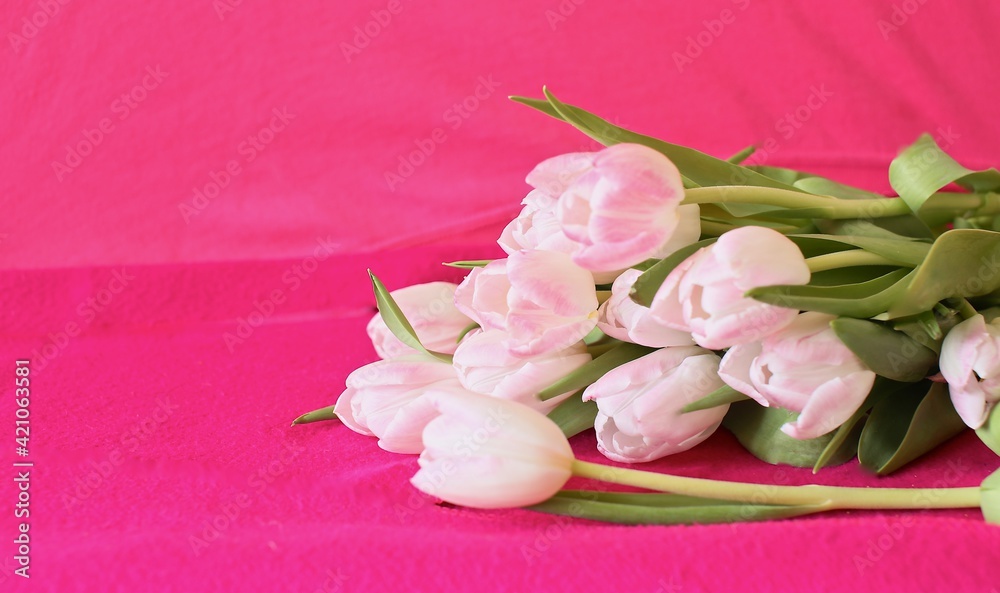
[528,493,827,526]
[831,317,938,382]
[536,342,655,401]
[630,238,717,307]
[811,378,906,472]
[722,401,857,468]
[889,134,1000,214]
[747,269,912,319]
[857,382,967,475]
[368,270,453,363]
[682,385,749,413]
[976,404,1000,457]
[787,234,930,266]
[513,90,806,192]
[887,229,1000,318]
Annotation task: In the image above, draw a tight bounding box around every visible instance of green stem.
[571,460,981,510]
[683,186,912,219]
[954,297,978,320]
[804,250,907,273]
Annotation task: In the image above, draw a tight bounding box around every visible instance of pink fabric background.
[2,0,1000,591]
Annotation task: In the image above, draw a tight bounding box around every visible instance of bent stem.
[682,186,912,218]
[805,250,909,273]
[571,460,981,510]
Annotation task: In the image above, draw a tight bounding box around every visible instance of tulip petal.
[718,343,768,406]
[780,370,876,439]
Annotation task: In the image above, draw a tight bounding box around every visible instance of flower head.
[452,328,591,413]
[583,346,727,463]
[412,389,574,509]
[550,143,692,273]
[650,225,809,350]
[940,314,1000,429]
[597,268,694,347]
[333,353,459,453]
[718,312,876,439]
[453,251,598,356]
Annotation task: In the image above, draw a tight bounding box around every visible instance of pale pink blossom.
[412,389,574,509]
[650,225,810,350]
[366,282,472,359]
[597,268,694,347]
[583,346,728,463]
[498,190,579,256]
[939,314,1000,429]
[452,329,591,413]
[454,251,598,356]
[718,312,876,440]
[333,353,460,454]
[554,143,690,273]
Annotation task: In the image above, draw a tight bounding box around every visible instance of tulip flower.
[718,312,876,440]
[597,268,694,347]
[454,251,598,356]
[650,225,810,350]
[498,190,579,256]
[333,353,460,454]
[411,389,575,509]
[582,346,728,463]
[548,143,691,273]
[366,281,472,358]
[940,314,1000,429]
[452,329,592,413]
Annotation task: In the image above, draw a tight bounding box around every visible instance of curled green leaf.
[369,270,453,363]
[857,382,967,475]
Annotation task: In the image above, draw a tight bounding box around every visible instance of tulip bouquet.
[296,89,1000,525]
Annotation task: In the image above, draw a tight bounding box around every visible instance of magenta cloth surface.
[1,248,998,593]
[4,0,1000,591]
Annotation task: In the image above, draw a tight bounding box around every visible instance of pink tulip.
[597,268,694,347]
[333,353,460,454]
[367,281,472,359]
[582,346,728,463]
[939,314,1000,429]
[411,389,574,509]
[498,190,579,256]
[718,312,876,440]
[453,259,511,331]
[452,329,592,413]
[650,225,810,350]
[454,251,599,356]
[553,143,691,273]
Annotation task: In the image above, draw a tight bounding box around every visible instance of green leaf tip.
[292,405,339,426]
